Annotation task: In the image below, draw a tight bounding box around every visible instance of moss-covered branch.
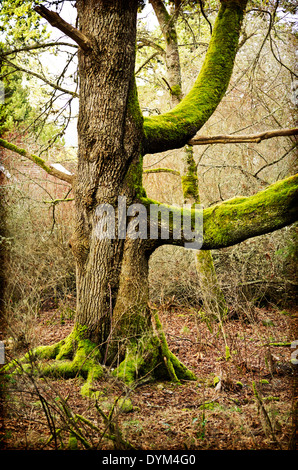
[0,138,73,184]
[143,0,248,154]
[140,173,298,250]
[201,174,298,249]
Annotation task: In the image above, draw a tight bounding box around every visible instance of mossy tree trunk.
[182,146,227,319]
[67,0,180,384]
[4,0,297,395]
[150,0,227,319]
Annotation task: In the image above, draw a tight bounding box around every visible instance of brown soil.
[0,301,297,451]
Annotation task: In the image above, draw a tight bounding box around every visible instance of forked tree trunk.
[71,0,144,349]
[67,0,191,383]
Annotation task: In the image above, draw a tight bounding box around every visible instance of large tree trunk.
[150,0,227,319]
[71,0,141,346]
[65,0,194,387]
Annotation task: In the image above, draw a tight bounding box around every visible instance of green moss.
[0,138,27,157]
[139,195,202,237]
[202,174,298,249]
[181,145,200,203]
[68,435,78,450]
[198,402,217,410]
[182,174,199,202]
[113,315,196,384]
[0,137,54,174]
[214,376,220,386]
[4,323,103,398]
[127,77,144,131]
[225,345,231,361]
[117,398,134,413]
[170,84,182,98]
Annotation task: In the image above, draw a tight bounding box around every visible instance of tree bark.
[150,0,183,105]
[71,0,143,348]
[181,146,227,319]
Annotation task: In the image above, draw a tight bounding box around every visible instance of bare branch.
[188,128,298,146]
[43,197,74,204]
[0,138,73,185]
[34,5,92,52]
[2,58,79,98]
[254,144,297,177]
[137,36,166,56]
[198,0,212,36]
[1,41,78,57]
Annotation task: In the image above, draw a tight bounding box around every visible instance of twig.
[252,381,282,449]
[188,128,298,146]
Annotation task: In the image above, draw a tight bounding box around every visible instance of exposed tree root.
[3,325,104,398]
[2,316,196,396]
[113,314,197,385]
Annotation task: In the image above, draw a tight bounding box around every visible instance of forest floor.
[0,299,297,451]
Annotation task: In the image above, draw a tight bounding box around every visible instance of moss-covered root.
[2,325,104,398]
[113,314,197,385]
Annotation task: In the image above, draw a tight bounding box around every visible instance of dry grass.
[1,301,296,450]
[1,157,297,451]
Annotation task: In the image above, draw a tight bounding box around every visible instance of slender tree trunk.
[181,146,227,319]
[150,0,227,318]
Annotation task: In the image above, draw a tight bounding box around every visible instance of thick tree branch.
[34,5,92,52]
[0,138,73,185]
[140,173,298,250]
[143,0,248,154]
[188,127,298,145]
